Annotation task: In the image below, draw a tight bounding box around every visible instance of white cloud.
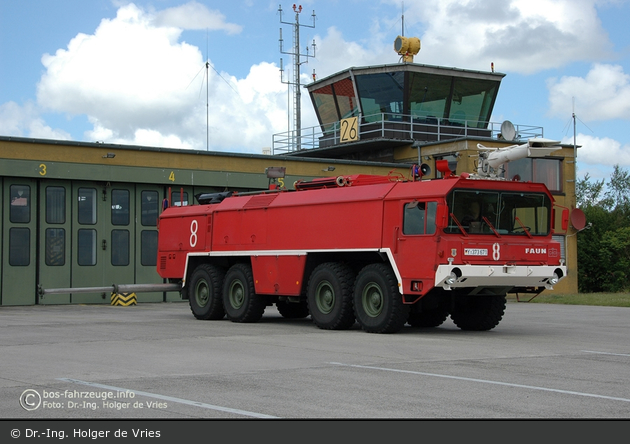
[0,101,71,140]
[312,26,393,77]
[547,64,630,121]
[37,4,202,134]
[563,133,630,171]
[35,3,287,153]
[152,1,242,34]
[383,0,613,74]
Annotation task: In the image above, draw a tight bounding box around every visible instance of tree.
[575,172,606,209]
[575,164,630,292]
[604,164,630,213]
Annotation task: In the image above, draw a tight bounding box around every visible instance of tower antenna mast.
[573,97,577,162]
[402,1,405,36]
[279,4,316,151]
[206,29,209,151]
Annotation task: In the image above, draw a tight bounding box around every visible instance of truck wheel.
[353,263,409,333]
[306,262,355,330]
[188,264,226,320]
[276,300,310,319]
[450,294,506,331]
[407,308,449,328]
[222,263,266,323]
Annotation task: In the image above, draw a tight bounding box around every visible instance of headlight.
[445,273,458,285]
[548,274,559,286]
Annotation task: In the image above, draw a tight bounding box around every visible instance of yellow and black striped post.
[111,292,137,306]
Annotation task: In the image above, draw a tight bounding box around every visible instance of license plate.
[464,248,488,256]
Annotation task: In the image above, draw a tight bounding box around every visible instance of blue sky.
[1,0,630,181]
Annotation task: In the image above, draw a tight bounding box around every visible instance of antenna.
[186,28,241,151]
[206,29,209,151]
[279,4,316,151]
[572,97,577,162]
[565,97,593,169]
[186,54,210,151]
[401,2,405,36]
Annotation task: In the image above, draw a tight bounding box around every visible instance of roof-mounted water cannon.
[476,130,561,179]
[394,36,420,63]
[436,159,455,178]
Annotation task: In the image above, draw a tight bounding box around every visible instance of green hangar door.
[71,183,136,304]
[1,179,37,305]
[38,181,72,304]
[134,186,164,302]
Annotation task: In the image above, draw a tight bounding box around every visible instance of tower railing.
[272,112,544,155]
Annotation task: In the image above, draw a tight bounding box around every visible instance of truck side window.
[403,202,426,235]
[404,201,438,235]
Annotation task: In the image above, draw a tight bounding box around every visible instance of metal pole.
[279,4,316,152]
[206,28,210,151]
[38,283,182,297]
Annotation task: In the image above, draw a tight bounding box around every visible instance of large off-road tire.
[353,263,410,333]
[450,294,506,331]
[407,308,449,328]
[306,262,355,330]
[188,264,226,320]
[222,263,266,323]
[276,300,310,319]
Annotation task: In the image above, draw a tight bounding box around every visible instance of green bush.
[599,227,630,292]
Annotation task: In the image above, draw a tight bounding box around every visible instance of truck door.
[393,200,440,296]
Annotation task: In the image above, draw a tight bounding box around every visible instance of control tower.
[272,62,533,162]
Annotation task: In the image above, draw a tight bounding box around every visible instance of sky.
[1,0,630,181]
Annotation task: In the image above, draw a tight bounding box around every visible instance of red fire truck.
[156,141,568,333]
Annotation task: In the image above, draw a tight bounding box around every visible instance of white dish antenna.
[500,120,516,141]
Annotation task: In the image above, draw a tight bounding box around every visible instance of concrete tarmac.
[1,300,629,419]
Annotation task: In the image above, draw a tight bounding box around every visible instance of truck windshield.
[445,189,551,235]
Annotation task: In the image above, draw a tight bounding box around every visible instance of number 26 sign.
[340,117,358,143]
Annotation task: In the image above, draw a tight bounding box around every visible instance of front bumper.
[435,263,567,291]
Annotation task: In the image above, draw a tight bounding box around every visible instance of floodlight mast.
[279,4,316,151]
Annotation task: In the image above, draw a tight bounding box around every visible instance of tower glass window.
[355,72,405,122]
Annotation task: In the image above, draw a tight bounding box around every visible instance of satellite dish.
[500,120,516,141]
[570,208,586,231]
